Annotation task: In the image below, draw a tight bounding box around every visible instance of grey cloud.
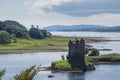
[46,0,120,17]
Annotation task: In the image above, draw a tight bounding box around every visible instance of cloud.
[26,0,120,17]
[29,0,73,14]
[26,0,87,15]
[24,2,32,6]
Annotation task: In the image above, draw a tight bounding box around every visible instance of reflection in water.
[67,72,85,80]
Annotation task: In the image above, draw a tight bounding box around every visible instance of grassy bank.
[51,53,120,71]
[0,36,95,51]
[51,60,95,71]
[86,53,120,64]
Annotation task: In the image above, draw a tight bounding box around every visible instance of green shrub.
[88,49,100,56]
[29,25,52,39]
[14,65,40,80]
[0,31,11,44]
[0,69,5,80]
[61,55,65,60]
[85,48,89,55]
[87,53,120,62]
[85,60,95,70]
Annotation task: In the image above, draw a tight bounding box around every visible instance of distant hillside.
[0,20,29,39]
[3,20,27,30]
[43,25,120,32]
[0,20,52,40]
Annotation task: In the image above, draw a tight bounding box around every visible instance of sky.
[0,0,120,28]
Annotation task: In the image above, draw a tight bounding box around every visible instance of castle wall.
[68,39,85,59]
[68,39,86,70]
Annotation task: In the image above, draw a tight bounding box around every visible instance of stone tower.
[67,38,86,70]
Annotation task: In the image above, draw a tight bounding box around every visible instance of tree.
[47,32,52,37]
[61,55,65,60]
[29,27,42,39]
[0,21,4,30]
[88,49,100,56]
[42,30,48,37]
[2,20,29,39]
[29,25,51,39]
[0,69,5,80]
[0,31,11,44]
[11,34,17,43]
[85,48,89,55]
[4,26,29,39]
[4,26,15,34]
[14,65,40,80]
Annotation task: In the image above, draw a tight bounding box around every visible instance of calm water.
[36,64,120,80]
[51,31,120,39]
[0,31,120,80]
[0,52,120,80]
[51,31,120,54]
[0,52,67,80]
[88,41,120,54]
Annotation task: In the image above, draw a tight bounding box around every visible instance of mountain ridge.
[43,25,120,32]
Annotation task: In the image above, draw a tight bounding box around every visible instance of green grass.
[51,53,120,71]
[52,53,120,70]
[52,60,71,70]
[86,53,120,62]
[0,36,93,51]
[51,59,95,70]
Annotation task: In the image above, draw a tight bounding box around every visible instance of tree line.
[0,20,52,44]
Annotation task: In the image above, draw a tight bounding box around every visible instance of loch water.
[0,31,120,80]
[51,31,120,54]
[0,52,120,80]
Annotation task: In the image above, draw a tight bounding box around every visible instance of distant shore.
[0,48,113,54]
[40,61,120,72]
[0,50,67,54]
[93,62,120,65]
[0,35,119,54]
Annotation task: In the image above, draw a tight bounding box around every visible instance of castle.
[67,38,86,70]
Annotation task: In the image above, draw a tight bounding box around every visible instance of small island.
[50,39,120,72]
[86,53,120,64]
[51,39,95,72]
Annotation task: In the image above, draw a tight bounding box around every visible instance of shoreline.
[40,67,90,72]
[0,50,67,54]
[93,62,120,65]
[40,61,120,72]
[0,35,119,54]
[0,36,119,54]
[0,47,113,54]
[0,48,112,54]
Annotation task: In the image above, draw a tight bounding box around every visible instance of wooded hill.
[0,20,52,44]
